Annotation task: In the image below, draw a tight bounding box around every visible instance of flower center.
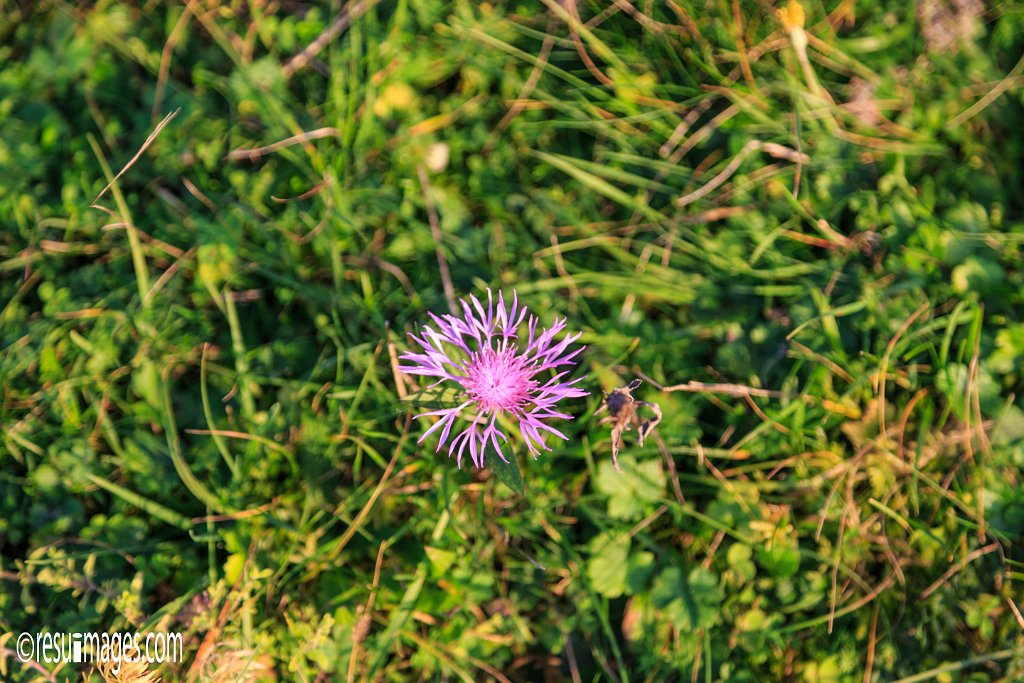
[462,346,537,413]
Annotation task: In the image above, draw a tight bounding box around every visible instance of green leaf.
[401,385,465,409]
[757,539,801,579]
[651,567,690,628]
[993,406,1024,446]
[587,532,631,598]
[803,656,842,683]
[727,543,758,584]
[223,553,246,585]
[951,257,1004,295]
[687,566,724,627]
[625,551,657,595]
[651,566,723,630]
[594,454,666,520]
[490,452,525,496]
[738,608,768,633]
[424,546,457,575]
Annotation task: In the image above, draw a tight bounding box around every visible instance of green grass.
[2,0,1024,681]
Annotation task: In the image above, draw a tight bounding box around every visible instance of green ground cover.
[2,0,1024,680]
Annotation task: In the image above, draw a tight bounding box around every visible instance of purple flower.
[400,290,588,468]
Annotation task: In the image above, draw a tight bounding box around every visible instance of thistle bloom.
[400,290,588,468]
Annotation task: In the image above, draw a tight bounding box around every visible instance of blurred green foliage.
[2,0,1024,681]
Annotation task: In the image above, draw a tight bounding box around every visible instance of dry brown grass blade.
[417,164,457,314]
[181,177,216,211]
[1007,596,1024,631]
[676,140,809,207]
[152,1,199,121]
[563,631,583,683]
[558,0,615,87]
[638,371,787,400]
[387,323,410,400]
[662,102,736,161]
[144,245,197,307]
[343,255,416,298]
[919,543,999,599]
[665,0,702,40]
[897,388,929,465]
[652,432,686,505]
[611,0,691,37]
[91,109,180,210]
[483,16,557,155]
[347,540,388,682]
[320,415,410,570]
[282,0,380,79]
[271,174,329,203]
[732,0,759,92]
[876,301,930,439]
[190,497,281,525]
[863,601,880,683]
[225,128,341,162]
[186,545,255,682]
[0,647,57,683]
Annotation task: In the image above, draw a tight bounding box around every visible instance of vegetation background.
[2,0,1024,680]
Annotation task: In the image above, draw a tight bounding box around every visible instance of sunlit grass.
[1,1,1023,681]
